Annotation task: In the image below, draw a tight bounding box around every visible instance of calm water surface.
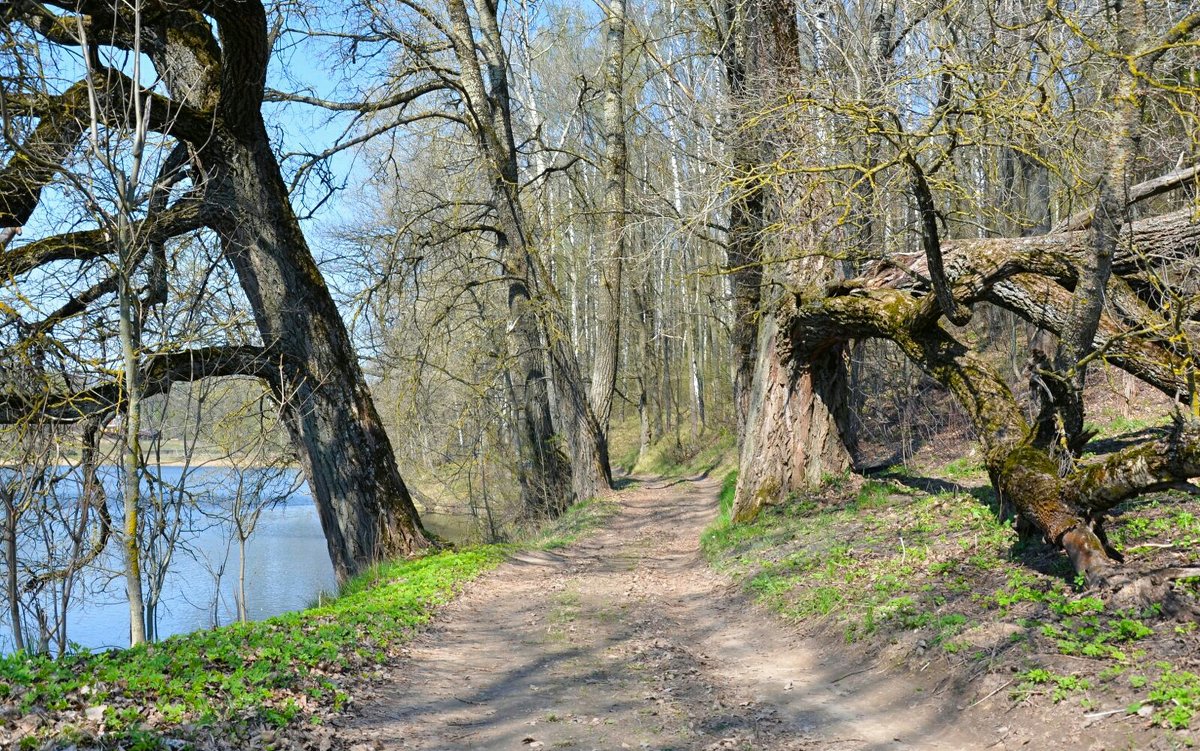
[0,465,471,654]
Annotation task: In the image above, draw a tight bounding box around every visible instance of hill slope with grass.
[702,459,1200,746]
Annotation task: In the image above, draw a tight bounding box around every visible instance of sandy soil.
[342,476,1017,750]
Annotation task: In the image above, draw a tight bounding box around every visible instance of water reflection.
[0,465,480,655]
[0,465,336,654]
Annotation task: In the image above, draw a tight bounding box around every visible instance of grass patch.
[536,495,620,550]
[942,455,985,480]
[716,470,737,524]
[1,470,627,749]
[0,547,506,748]
[704,478,967,639]
[1146,665,1200,729]
[701,467,1200,730]
[620,426,736,478]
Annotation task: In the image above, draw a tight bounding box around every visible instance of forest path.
[346,475,996,750]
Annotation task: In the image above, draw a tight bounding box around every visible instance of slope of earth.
[344,476,1003,750]
[703,462,1200,751]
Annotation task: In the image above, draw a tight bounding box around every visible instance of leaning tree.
[731,0,1200,597]
[0,0,429,582]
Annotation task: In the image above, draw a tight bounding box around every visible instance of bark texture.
[733,300,853,522]
[718,0,797,441]
[588,0,627,434]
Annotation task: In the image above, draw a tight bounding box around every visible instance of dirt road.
[346,476,999,750]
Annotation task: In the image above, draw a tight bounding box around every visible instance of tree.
[589,0,628,435]
[729,0,1200,597]
[295,0,616,515]
[0,0,429,582]
[715,0,854,518]
[0,420,111,654]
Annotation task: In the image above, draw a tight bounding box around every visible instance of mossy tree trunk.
[763,190,1200,587]
[733,296,853,521]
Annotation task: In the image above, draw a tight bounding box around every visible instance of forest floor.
[341,475,1013,751]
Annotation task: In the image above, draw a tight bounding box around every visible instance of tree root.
[1092,566,1200,619]
[1061,522,1200,617]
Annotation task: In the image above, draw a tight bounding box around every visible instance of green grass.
[1085,412,1168,439]
[700,470,1200,730]
[1013,668,1092,703]
[536,495,620,550]
[0,547,508,748]
[716,469,737,524]
[0,474,626,749]
[1146,665,1200,729]
[613,424,736,478]
[702,476,978,640]
[942,455,985,480]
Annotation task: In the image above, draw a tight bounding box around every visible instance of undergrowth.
[611,420,736,478]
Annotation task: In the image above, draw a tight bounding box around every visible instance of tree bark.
[634,278,655,462]
[0,2,436,583]
[0,2,435,584]
[1041,3,1144,456]
[2,485,23,653]
[589,0,627,435]
[733,295,854,521]
[718,0,763,444]
[117,217,147,647]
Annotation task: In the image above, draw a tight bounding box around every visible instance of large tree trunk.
[720,0,851,469]
[3,486,22,653]
[149,4,432,583]
[208,129,430,582]
[733,298,854,521]
[550,331,614,502]
[720,0,854,511]
[1039,4,1144,457]
[588,0,627,435]
[718,0,764,444]
[766,176,1200,588]
[634,279,655,463]
[727,222,762,445]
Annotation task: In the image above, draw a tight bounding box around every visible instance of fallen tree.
[734,165,1200,601]
[725,1,1200,604]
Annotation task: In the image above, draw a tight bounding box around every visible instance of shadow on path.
[344,475,998,750]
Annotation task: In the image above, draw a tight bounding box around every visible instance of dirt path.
[345,476,1002,750]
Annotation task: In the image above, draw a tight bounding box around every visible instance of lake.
[0,465,474,654]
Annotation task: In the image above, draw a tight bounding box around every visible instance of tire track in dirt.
[344,476,996,750]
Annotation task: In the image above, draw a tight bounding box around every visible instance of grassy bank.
[0,500,616,750]
[702,467,1200,739]
[607,413,737,479]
